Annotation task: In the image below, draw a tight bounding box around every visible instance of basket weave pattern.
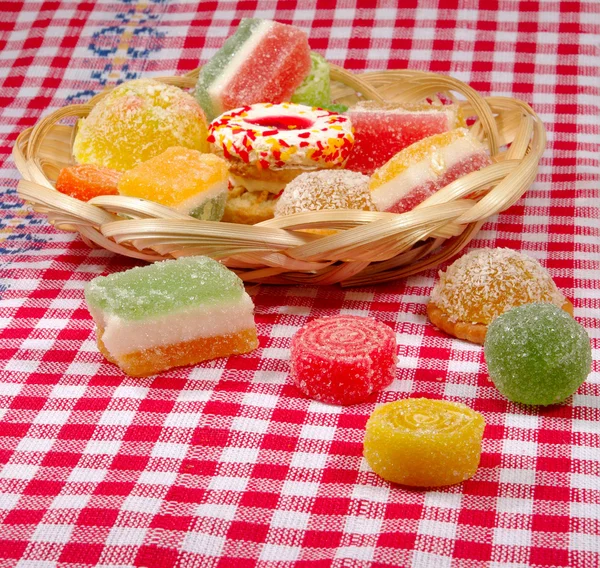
[13,65,545,286]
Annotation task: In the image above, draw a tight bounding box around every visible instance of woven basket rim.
[13,64,546,286]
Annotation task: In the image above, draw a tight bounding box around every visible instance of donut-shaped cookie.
[207,102,354,170]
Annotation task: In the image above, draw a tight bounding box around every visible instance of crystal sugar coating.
[274,170,374,217]
[364,398,485,487]
[73,79,209,172]
[195,19,311,121]
[370,128,492,214]
[430,248,567,325]
[291,51,331,109]
[85,257,258,376]
[346,101,458,175]
[55,164,121,201]
[290,315,397,405]
[484,303,592,406]
[117,147,229,221]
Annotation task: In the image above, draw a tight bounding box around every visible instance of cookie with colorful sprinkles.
[208,102,354,224]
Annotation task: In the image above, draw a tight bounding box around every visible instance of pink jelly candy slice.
[345,101,457,175]
[290,315,397,405]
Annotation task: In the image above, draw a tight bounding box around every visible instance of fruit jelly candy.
[346,101,458,175]
[430,248,569,326]
[290,315,397,406]
[85,256,258,377]
[118,147,229,221]
[370,128,492,214]
[484,303,592,406]
[55,164,121,201]
[195,19,311,121]
[275,170,374,217]
[364,398,485,487]
[73,78,209,172]
[291,51,331,109]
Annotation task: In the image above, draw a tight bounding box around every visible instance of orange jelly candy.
[364,398,485,487]
[56,164,121,201]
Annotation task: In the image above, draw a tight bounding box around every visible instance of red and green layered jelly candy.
[290,315,397,405]
[484,303,592,405]
[195,19,311,121]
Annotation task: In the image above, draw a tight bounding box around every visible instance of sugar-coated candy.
[73,79,209,172]
[274,170,374,217]
[370,128,492,214]
[346,101,458,175]
[291,51,331,109]
[195,19,311,121]
[364,398,485,487]
[428,248,572,344]
[290,315,397,405]
[118,147,229,221]
[55,164,121,201]
[484,303,592,406]
[85,257,258,377]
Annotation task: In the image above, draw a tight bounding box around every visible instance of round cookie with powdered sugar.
[427,248,573,344]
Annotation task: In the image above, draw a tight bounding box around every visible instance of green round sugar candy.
[291,51,331,108]
[484,303,592,406]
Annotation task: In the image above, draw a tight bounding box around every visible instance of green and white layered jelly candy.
[195,19,311,121]
[85,257,259,377]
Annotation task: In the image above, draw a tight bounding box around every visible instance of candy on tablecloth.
[291,51,331,109]
[428,248,572,344]
[484,303,592,406]
[55,164,121,201]
[195,19,311,121]
[274,170,374,217]
[290,315,397,406]
[85,257,258,377]
[364,398,485,487]
[73,79,209,172]
[370,128,492,214]
[117,147,229,220]
[346,101,458,175]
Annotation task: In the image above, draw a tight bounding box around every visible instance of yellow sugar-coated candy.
[73,79,209,172]
[364,398,485,487]
[118,147,229,220]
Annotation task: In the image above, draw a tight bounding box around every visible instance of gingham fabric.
[1,2,599,567]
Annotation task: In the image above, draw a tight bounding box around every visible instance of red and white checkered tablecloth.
[1,1,599,567]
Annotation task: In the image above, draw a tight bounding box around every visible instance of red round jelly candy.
[290,315,397,405]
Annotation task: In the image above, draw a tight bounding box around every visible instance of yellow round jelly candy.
[364,398,485,487]
[73,79,209,172]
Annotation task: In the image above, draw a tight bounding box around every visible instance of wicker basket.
[13,65,545,286]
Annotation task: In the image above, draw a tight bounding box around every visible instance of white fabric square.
[290,451,328,470]
[493,527,531,547]
[182,532,225,556]
[138,470,178,487]
[208,476,248,493]
[163,412,202,429]
[412,551,452,568]
[260,544,301,562]
[150,442,188,460]
[419,519,457,540]
[270,509,310,530]
[220,446,260,464]
[84,440,122,456]
[106,526,147,547]
[196,503,237,521]
[50,384,86,399]
[344,516,382,536]
[499,468,536,486]
[503,439,538,458]
[51,494,90,510]
[423,491,462,510]
[68,467,106,483]
[281,480,320,498]
[122,495,162,515]
[242,392,279,409]
[300,424,336,441]
[31,523,74,543]
[1,464,38,480]
[496,497,533,516]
